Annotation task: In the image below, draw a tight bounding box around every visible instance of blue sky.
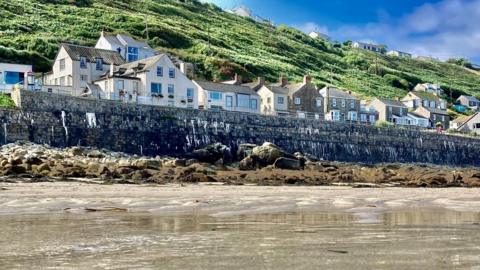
[202,0,480,63]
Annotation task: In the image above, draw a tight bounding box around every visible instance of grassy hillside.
[1,0,480,101]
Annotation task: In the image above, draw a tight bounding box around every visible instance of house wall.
[197,87,260,114]
[431,113,450,129]
[459,114,480,134]
[324,97,360,121]
[8,89,480,166]
[257,86,288,116]
[0,63,33,92]
[288,85,323,118]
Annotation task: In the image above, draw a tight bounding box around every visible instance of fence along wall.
[4,89,480,166]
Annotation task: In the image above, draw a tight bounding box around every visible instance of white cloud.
[294,22,329,35]
[297,0,480,62]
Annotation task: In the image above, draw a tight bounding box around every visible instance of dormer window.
[127,47,139,62]
[96,58,103,71]
[80,57,87,69]
[169,68,176,78]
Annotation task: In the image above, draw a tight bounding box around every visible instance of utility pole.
[144,14,149,40]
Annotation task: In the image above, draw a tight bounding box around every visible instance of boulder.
[274,157,302,170]
[69,147,85,156]
[239,156,256,171]
[237,144,257,160]
[192,143,232,164]
[135,159,161,170]
[252,142,290,166]
[87,150,105,159]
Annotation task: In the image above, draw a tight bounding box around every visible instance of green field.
[1,0,479,102]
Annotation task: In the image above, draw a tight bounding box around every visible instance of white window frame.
[294,97,301,105]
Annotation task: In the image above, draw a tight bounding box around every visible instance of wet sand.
[1,182,480,216]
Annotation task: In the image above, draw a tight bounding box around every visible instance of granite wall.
[2,89,480,166]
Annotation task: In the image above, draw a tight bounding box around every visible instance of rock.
[130,170,153,181]
[191,143,232,164]
[87,150,105,158]
[274,157,302,170]
[0,159,9,167]
[239,156,256,171]
[25,155,43,165]
[36,163,50,173]
[237,144,257,160]
[135,159,161,170]
[252,142,290,166]
[11,165,27,174]
[69,147,85,156]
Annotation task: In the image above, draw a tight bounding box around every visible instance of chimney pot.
[279,75,288,87]
[234,73,242,84]
[304,75,312,84]
[109,63,114,76]
[258,77,265,85]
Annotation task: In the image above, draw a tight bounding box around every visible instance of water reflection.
[1,208,480,269]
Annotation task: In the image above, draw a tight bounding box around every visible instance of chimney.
[101,30,105,37]
[396,97,401,101]
[180,62,186,74]
[234,73,242,85]
[257,77,265,85]
[279,75,288,87]
[109,63,114,76]
[347,90,352,95]
[303,75,312,84]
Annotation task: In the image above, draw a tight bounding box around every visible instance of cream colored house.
[94,54,198,108]
[194,80,260,114]
[256,84,289,116]
[43,43,125,96]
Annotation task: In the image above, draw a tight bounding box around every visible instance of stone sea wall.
[2,90,480,166]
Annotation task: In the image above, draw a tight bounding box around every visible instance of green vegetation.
[0,93,16,108]
[1,0,480,100]
[375,120,394,128]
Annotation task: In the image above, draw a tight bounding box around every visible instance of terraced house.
[370,98,410,125]
[286,76,324,119]
[402,91,447,110]
[243,77,289,116]
[194,80,260,114]
[93,54,198,108]
[320,87,360,122]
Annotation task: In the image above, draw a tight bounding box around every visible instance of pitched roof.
[457,113,480,130]
[373,98,406,108]
[62,43,125,65]
[195,81,259,96]
[407,91,441,102]
[266,85,289,95]
[109,34,152,49]
[458,95,479,102]
[242,81,263,91]
[452,115,473,124]
[117,54,164,75]
[415,106,450,116]
[319,87,357,99]
[408,112,428,119]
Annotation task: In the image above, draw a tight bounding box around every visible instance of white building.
[95,31,157,62]
[94,54,198,109]
[194,80,260,114]
[414,83,444,96]
[309,31,331,41]
[227,6,253,18]
[352,42,383,53]
[0,63,35,93]
[43,43,126,96]
[387,50,412,58]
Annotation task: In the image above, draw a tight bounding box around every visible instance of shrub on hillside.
[375,120,394,128]
[383,74,409,90]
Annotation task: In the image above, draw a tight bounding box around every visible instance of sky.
[201,0,480,63]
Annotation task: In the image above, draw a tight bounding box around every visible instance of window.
[388,106,392,113]
[209,91,222,100]
[59,59,65,71]
[369,115,376,123]
[316,99,322,107]
[59,77,65,86]
[267,97,271,104]
[278,97,284,104]
[400,108,404,115]
[331,111,340,121]
[80,57,87,69]
[4,72,24,85]
[157,66,163,77]
[226,96,233,107]
[361,114,367,122]
[433,114,437,121]
[80,75,88,82]
[348,111,358,121]
[168,84,174,95]
[442,115,445,121]
[116,80,124,91]
[423,100,429,107]
[294,97,301,105]
[332,98,337,107]
[127,47,139,62]
[237,94,250,108]
[429,101,435,108]
[475,123,480,129]
[133,81,139,92]
[151,83,162,94]
[250,99,258,110]
[169,68,176,78]
[440,102,446,109]
[96,58,103,71]
[187,88,194,99]
[341,99,346,108]
[350,100,355,109]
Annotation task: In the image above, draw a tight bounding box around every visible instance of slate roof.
[62,43,125,65]
[405,91,441,102]
[266,85,289,95]
[374,98,406,108]
[451,115,473,124]
[458,95,479,102]
[104,34,152,49]
[117,54,164,75]
[415,106,450,116]
[195,81,259,96]
[319,87,357,99]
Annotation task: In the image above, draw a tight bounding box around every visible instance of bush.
[469,131,478,137]
[446,128,458,134]
[375,120,393,128]
[383,74,409,90]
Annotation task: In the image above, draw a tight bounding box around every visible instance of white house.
[94,54,198,109]
[194,80,260,114]
[95,31,157,62]
[43,43,126,96]
[309,31,331,41]
[387,50,412,58]
[414,83,444,96]
[0,63,35,93]
[352,42,383,53]
[407,112,430,128]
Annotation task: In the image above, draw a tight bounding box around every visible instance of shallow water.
[1,208,480,270]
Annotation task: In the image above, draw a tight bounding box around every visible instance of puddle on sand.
[1,208,480,270]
